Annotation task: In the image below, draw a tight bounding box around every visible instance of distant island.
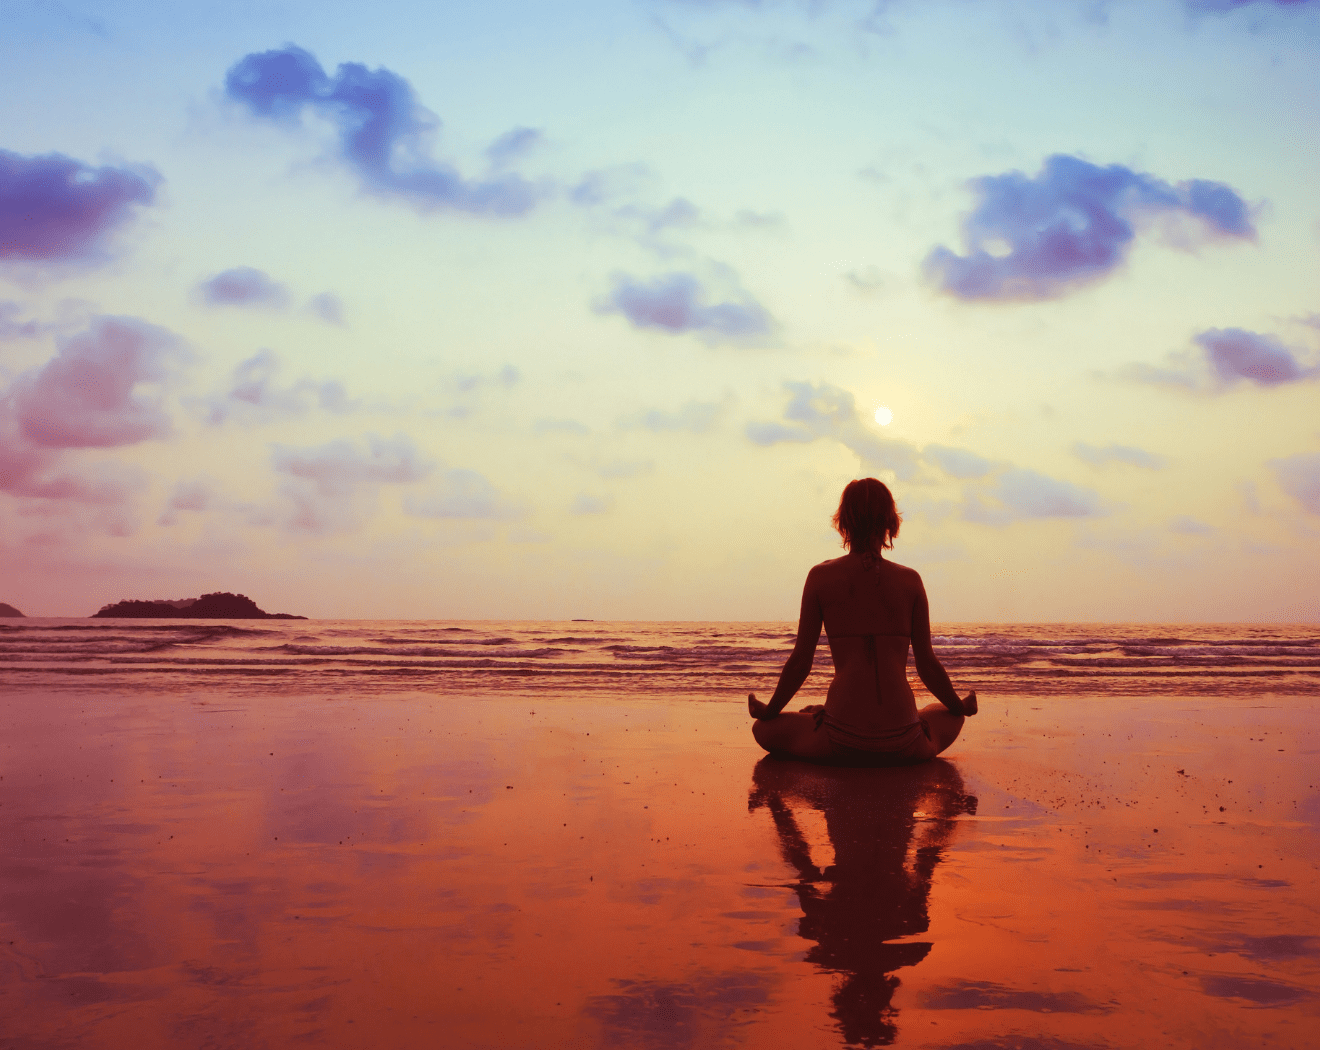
[0,602,24,617]
[92,592,306,619]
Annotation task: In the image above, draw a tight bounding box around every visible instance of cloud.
[272,432,431,494]
[571,492,612,515]
[403,469,527,520]
[224,45,540,215]
[271,432,433,533]
[747,382,1103,524]
[925,154,1254,301]
[453,365,520,393]
[1126,327,1316,392]
[923,443,993,479]
[0,301,41,339]
[200,349,359,424]
[1195,328,1314,386]
[7,316,185,448]
[635,197,704,235]
[308,292,345,325]
[845,266,884,293]
[746,380,923,479]
[1170,515,1214,535]
[596,271,772,344]
[963,468,1104,524]
[432,364,520,419]
[0,317,170,518]
[485,127,543,168]
[619,400,722,433]
[196,267,290,308]
[1072,442,1166,469]
[1187,0,1317,11]
[1271,452,1320,515]
[0,435,143,505]
[157,477,217,526]
[0,150,159,263]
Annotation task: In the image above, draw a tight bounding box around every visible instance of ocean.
[3,618,1316,1048]
[2,618,1316,698]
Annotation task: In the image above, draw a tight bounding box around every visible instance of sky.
[1,0,1318,621]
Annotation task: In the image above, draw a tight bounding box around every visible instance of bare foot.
[962,690,978,716]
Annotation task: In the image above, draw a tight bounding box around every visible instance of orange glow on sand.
[2,686,1315,1048]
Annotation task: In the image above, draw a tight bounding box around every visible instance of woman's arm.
[749,570,824,720]
[910,579,977,716]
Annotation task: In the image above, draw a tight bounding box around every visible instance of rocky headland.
[0,603,25,617]
[92,592,306,619]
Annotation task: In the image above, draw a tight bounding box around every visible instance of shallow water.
[3,619,1317,697]
[1,624,1317,1047]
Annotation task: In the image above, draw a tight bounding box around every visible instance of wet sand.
[1,689,1316,1049]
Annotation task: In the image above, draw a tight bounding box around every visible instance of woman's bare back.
[810,554,925,737]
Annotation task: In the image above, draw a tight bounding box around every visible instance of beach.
[1,621,1317,1048]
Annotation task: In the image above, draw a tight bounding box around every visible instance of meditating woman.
[749,477,977,765]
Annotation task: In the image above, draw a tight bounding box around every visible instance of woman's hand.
[748,693,773,720]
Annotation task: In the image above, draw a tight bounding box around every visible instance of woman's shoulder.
[807,554,854,578]
[881,557,922,582]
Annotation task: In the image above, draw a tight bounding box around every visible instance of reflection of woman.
[748,757,977,1046]
[749,478,976,765]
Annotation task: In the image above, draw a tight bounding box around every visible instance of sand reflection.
[749,757,977,1046]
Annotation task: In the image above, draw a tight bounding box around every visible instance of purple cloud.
[0,150,159,263]
[224,45,539,215]
[1188,0,1316,10]
[486,127,543,168]
[964,468,1103,524]
[0,451,144,505]
[0,404,147,509]
[403,469,527,520]
[308,292,345,325]
[272,433,431,494]
[197,267,289,308]
[620,400,722,434]
[0,301,41,339]
[596,272,772,343]
[271,432,433,533]
[923,443,993,479]
[201,349,359,424]
[1072,442,1166,469]
[1127,327,1315,392]
[746,380,923,479]
[571,493,612,515]
[8,316,184,448]
[157,478,216,526]
[745,381,1106,525]
[925,154,1255,301]
[1195,328,1313,386]
[1271,452,1320,515]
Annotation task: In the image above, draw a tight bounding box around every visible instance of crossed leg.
[751,701,967,765]
[751,708,836,762]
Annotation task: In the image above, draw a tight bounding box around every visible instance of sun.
[874,406,893,426]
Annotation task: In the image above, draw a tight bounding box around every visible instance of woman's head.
[832,478,901,552]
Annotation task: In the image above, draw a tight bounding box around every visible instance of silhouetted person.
[749,478,976,765]
[748,758,977,1046]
